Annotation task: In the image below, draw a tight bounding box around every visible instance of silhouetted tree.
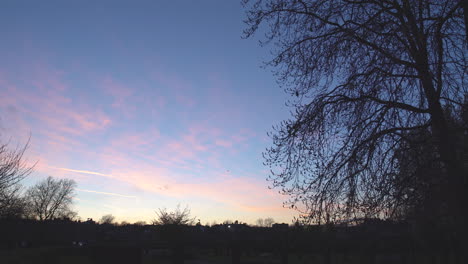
[100,214,116,225]
[394,100,468,222]
[0,184,27,219]
[255,218,264,227]
[256,217,276,227]
[152,204,195,225]
[26,176,77,220]
[244,0,467,228]
[264,217,275,227]
[134,220,146,226]
[391,128,440,221]
[0,138,34,218]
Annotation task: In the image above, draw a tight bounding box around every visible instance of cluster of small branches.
[0,183,28,218]
[152,204,196,225]
[0,138,35,219]
[0,138,34,192]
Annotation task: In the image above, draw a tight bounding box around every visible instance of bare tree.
[0,138,34,219]
[26,176,77,220]
[256,217,275,227]
[0,184,27,219]
[264,217,275,227]
[152,204,195,225]
[255,218,264,227]
[243,0,467,227]
[0,139,34,190]
[99,214,116,224]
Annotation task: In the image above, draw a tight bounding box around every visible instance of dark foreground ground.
[0,219,465,264]
[0,245,463,264]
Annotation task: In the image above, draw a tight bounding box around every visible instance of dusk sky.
[0,0,297,224]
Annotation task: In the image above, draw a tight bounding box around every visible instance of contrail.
[48,166,113,178]
[77,188,137,199]
[49,167,137,199]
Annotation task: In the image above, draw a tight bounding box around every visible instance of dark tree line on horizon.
[243,0,467,244]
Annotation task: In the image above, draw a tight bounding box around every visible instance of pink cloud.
[110,130,160,150]
[100,76,167,121]
[101,76,135,113]
[151,69,197,107]
[233,128,256,143]
[215,139,233,148]
[79,145,286,213]
[68,110,111,132]
[29,66,68,92]
[1,67,112,137]
[47,128,278,213]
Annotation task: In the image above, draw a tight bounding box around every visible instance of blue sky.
[0,0,296,224]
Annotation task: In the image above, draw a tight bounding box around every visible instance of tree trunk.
[462,0,468,42]
[418,58,467,249]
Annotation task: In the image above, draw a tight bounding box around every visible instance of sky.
[0,0,297,224]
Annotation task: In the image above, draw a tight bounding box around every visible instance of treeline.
[2,216,457,264]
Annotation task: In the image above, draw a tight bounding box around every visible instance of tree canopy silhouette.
[243,0,467,226]
[152,204,195,226]
[26,176,77,220]
[100,214,116,225]
[256,217,276,227]
[392,103,467,224]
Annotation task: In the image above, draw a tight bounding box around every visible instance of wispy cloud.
[77,188,137,199]
[1,66,112,137]
[48,166,113,178]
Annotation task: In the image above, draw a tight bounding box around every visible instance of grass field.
[0,247,322,264]
[0,246,460,264]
